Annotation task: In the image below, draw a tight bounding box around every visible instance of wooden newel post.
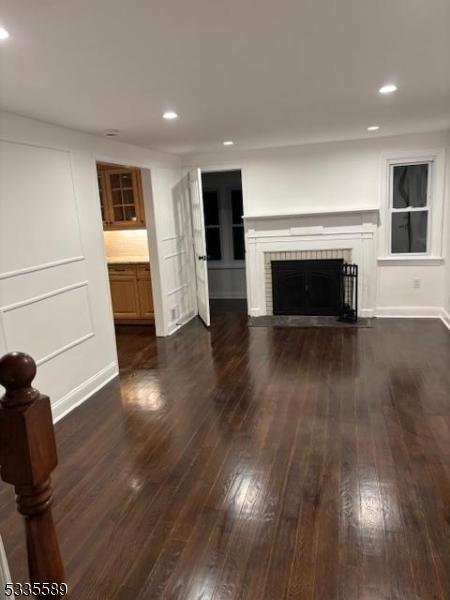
[0,352,65,589]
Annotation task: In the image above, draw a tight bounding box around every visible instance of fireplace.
[272,259,343,316]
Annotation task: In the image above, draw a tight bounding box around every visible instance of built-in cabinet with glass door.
[97,163,153,323]
[97,164,146,230]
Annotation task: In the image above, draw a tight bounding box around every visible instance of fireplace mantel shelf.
[243,207,379,220]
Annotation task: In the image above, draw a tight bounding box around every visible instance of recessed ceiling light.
[163,111,178,120]
[0,27,10,40]
[379,84,397,94]
[367,125,380,131]
[223,140,234,146]
[103,129,120,137]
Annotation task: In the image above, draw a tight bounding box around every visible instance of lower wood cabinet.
[136,266,154,318]
[108,263,154,322]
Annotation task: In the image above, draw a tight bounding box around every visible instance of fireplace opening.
[272,259,343,316]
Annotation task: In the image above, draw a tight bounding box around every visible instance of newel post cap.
[0,352,38,407]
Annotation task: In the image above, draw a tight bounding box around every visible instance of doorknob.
[198,255,207,261]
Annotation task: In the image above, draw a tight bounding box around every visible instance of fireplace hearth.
[272,259,343,316]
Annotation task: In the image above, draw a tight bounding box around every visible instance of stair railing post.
[0,352,65,591]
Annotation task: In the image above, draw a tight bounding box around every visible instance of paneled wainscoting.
[1,315,450,599]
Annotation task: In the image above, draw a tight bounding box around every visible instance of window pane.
[391,211,428,253]
[233,226,245,260]
[231,190,243,224]
[114,206,125,221]
[111,190,122,206]
[110,174,121,189]
[393,164,428,208]
[206,228,221,260]
[120,172,133,187]
[203,192,219,226]
[124,205,137,221]
[122,189,134,205]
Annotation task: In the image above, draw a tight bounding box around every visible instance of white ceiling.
[1,0,449,155]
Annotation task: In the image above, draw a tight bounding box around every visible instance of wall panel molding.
[167,283,189,297]
[0,281,95,366]
[0,256,85,281]
[162,234,185,242]
[36,332,95,367]
[164,250,186,260]
[1,281,88,313]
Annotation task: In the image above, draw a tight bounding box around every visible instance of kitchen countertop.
[107,256,150,264]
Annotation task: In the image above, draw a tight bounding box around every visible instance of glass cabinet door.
[105,168,144,228]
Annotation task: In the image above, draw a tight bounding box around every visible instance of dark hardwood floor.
[209,299,248,317]
[1,316,450,599]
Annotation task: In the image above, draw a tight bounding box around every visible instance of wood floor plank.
[1,316,450,599]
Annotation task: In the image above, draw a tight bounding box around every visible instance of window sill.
[377,256,444,266]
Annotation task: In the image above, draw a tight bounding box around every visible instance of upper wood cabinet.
[97,165,145,230]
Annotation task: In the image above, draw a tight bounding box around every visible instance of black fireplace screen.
[339,263,358,323]
[271,259,359,321]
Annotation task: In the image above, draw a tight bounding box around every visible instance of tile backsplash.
[103,229,149,260]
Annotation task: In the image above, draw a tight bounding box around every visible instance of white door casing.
[189,168,210,327]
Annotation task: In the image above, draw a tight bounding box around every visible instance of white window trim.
[388,159,432,256]
[379,148,446,262]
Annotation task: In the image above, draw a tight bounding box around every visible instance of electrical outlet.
[413,278,421,289]
[171,306,178,321]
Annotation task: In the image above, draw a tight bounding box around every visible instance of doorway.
[201,170,247,319]
[96,162,156,366]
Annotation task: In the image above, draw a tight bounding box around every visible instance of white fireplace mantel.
[244,208,378,317]
[243,206,379,221]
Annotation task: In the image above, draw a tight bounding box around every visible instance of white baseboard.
[52,361,118,423]
[441,308,450,330]
[375,306,442,318]
[166,310,196,336]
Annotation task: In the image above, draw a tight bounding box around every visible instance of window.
[203,190,222,260]
[231,189,245,260]
[389,162,431,254]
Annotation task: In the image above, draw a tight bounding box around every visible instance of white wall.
[0,111,186,420]
[202,170,246,299]
[184,130,450,318]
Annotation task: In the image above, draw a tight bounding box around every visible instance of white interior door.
[189,168,210,327]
